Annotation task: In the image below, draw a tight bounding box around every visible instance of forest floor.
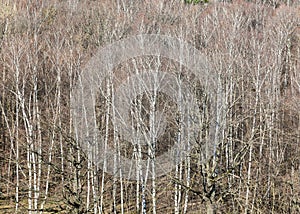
[0,197,66,214]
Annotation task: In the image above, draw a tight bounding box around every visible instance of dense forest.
[0,0,299,213]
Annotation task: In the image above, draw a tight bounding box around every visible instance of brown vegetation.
[0,0,299,213]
